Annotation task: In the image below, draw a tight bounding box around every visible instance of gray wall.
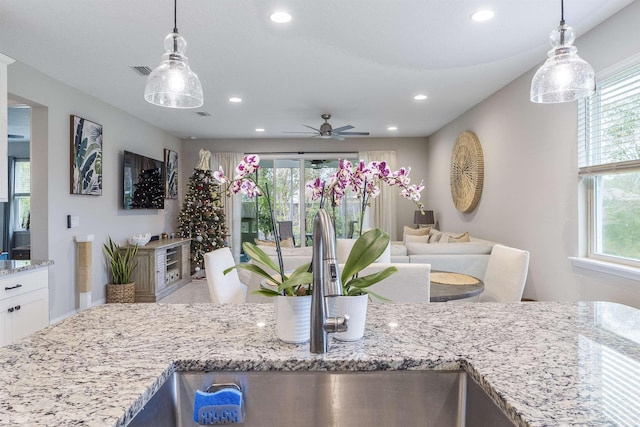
[426,1,640,307]
[8,62,182,321]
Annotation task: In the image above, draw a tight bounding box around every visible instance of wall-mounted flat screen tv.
[123,150,165,210]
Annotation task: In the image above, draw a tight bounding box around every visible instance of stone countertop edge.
[0,260,53,275]
[1,301,639,426]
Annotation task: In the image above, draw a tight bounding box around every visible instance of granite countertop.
[0,301,639,426]
[0,260,53,275]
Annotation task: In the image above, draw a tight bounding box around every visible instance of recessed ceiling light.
[270,11,292,23]
[229,97,242,103]
[255,128,265,132]
[414,94,427,101]
[387,126,398,131]
[471,10,495,22]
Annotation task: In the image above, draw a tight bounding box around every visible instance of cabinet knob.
[14,305,21,311]
[4,284,22,291]
[7,307,14,313]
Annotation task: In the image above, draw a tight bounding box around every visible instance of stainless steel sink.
[128,370,515,426]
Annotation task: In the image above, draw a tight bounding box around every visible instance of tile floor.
[157,278,210,303]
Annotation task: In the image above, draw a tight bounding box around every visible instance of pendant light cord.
[173,0,178,33]
[559,0,566,45]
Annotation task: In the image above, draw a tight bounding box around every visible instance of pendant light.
[144,0,204,108]
[530,0,595,103]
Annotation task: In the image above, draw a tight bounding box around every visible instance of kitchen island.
[0,301,639,426]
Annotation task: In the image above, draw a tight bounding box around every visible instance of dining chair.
[478,244,530,302]
[204,247,247,304]
[277,221,296,246]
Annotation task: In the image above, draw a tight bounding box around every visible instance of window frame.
[578,56,640,270]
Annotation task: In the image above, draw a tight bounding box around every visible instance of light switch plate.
[70,216,80,228]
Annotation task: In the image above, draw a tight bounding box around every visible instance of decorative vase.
[106,282,136,303]
[274,295,312,343]
[330,294,368,341]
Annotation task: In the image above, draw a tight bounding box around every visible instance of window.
[578,63,640,267]
[252,155,358,246]
[13,159,30,231]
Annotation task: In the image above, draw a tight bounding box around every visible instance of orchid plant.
[306,159,425,237]
[212,155,312,296]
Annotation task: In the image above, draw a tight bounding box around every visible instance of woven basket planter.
[106,282,136,303]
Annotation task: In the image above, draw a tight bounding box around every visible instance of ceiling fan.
[284,114,370,141]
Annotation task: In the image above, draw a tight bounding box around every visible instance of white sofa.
[387,229,496,278]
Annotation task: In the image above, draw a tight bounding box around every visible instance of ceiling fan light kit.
[530,0,595,104]
[144,0,204,109]
[284,114,370,141]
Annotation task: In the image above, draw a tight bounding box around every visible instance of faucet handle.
[324,314,349,333]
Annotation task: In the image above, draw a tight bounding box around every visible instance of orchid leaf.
[345,266,397,291]
[225,262,279,285]
[359,288,391,302]
[341,229,390,283]
[242,242,281,273]
[252,287,281,297]
[277,272,313,293]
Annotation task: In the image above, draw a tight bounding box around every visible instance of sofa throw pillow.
[254,237,294,248]
[429,230,442,243]
[403,225,430,244]
[405,234,430,244]
[254,238,276,247]
[448,232,470,243]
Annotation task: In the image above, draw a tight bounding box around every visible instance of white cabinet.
[0,53,15,203]
[0,267,49,346]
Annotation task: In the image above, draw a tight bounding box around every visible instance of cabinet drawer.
[0,268,48,301]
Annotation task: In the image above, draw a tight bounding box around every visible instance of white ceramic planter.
[274,295,312,343]
[330,294,369,341]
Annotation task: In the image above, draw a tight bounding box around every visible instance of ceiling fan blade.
[332,125,354,133]
[336,131,370,136]
[331,134,346,142]
[303,125,321,132]
[283,131,318,134]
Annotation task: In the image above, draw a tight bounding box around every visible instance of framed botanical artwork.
[70,115,103,195]
[164,149,178,199]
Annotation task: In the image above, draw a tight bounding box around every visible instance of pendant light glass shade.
[145,32,203,108]
[530,20,595,103]
[144,0,203,109]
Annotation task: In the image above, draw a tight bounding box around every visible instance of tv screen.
[123,150,165,210]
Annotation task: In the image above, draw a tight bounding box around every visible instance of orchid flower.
[214,155,264,198]
[305,158,425,237]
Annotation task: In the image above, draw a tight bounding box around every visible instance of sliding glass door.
[253,154,358,246]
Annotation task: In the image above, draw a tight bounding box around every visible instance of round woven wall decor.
[450,131,484,213]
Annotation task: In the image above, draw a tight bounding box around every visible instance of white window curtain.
[211,152,243,262]
[360,150,398,240]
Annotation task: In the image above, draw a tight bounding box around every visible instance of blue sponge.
[193,387,244,425]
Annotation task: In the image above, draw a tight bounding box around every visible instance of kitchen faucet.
[310,208,348,353]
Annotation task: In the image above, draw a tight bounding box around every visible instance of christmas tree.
[178,168,228,272]
[131,168,164,209]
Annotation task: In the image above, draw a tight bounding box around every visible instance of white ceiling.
[0,0,634,141]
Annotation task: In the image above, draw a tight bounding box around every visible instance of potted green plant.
[103,236,139,303]
[331,228,397,341]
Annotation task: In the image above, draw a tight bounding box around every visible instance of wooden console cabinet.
[128,238,191,302]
